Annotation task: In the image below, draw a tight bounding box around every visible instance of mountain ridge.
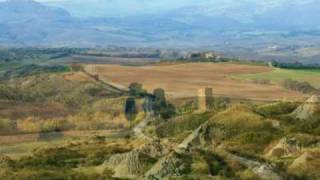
[1,0,320,64]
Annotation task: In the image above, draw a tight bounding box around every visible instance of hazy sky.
[1,0,317,18]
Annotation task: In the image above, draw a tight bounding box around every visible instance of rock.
[113,150,156,179]
[145,152,190,180]
[104,139,168,179]
[292,95,320,120]
[222,150,283,180]
[176,122,210,152]
[252,164,282,180]
[105,153,128,168]
[138,139,168,158]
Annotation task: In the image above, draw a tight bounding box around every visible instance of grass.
[0,129,125,158]
[234,68,320,88]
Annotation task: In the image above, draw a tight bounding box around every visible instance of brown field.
[84,63,305,101]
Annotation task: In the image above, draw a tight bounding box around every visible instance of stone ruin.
[198,87,213,112]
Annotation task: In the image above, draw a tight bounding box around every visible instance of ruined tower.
[198,88,213,111]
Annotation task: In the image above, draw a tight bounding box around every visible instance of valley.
[0,52,319,179]
[0,0,320,178]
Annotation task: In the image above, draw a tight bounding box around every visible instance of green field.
[233,68,320,88]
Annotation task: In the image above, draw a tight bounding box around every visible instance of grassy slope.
[234,68,320,88]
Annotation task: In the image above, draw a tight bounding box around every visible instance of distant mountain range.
[0,0,320,63]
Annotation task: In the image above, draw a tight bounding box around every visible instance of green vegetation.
[234,68,320,88]
[152,88,176,119]
[207,105,282,155]
[128,82,148,97]
[0,48,79,80]
[125,97,138,126]
[0,138,133,180]
[282,79,318,94]
[1,64,70,80]
[0,49,319,179]
[255,102,299,118]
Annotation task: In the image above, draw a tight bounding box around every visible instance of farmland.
[0,47,319,179]
[234,68,320,88]
[84,63,305,101]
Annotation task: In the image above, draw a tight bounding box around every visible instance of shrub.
[17,118,73,133]
[17,117,41,133]
[282,79,317,94]
[252,79,271,85]
[128,82,147,97]
[40,119,73,132]
[0,118,16,134]
[0,85,16,100]
[290,117,320,135]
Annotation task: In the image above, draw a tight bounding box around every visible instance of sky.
[0,0,317,18]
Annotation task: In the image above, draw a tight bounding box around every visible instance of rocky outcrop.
[145,152,191,180]
[139,139,168,158]
[265,138,301,158]
[104,139,168,179]
[292,95,320,120]
[174,119,284,180]
[176,123,209,152]
[112,150,156,178]
[221,150,283,180]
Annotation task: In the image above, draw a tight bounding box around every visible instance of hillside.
[1,98,319,179]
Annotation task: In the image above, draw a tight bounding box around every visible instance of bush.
[0,118,16,134]
[252,79,271,85]
[282,79,317,94]
[17,117,40,133]
[128,82,147,97]
[290,117,320,135]
[17,118,73,133]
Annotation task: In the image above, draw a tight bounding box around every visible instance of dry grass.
[63,72,93,82]
[0,100,69,120]
[84,63,304,101]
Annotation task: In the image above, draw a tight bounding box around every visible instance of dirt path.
[82,65,128,94]
[132,97,154,141]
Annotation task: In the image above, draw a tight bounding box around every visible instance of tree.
[153,88,165,101]
[128,82,147,97]
[152,88,176,119]
[125,97,138,126]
